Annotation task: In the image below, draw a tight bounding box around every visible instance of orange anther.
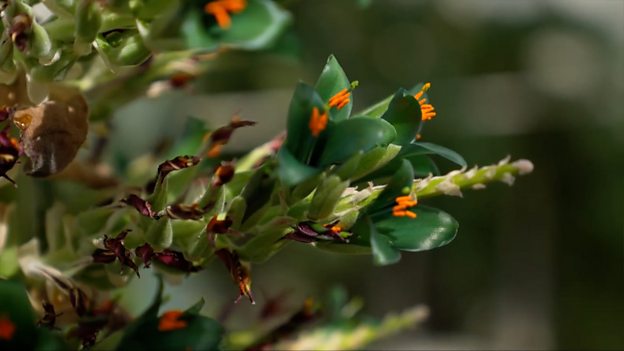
[330,225,342,233]
[405,210,417,218]
[158,310,188,332]
[0,316,16,341]
[413,82,436,121]
[204,0,247,29]
[393,210,406,217]
[328,88,351,110]
[308,107,328,137]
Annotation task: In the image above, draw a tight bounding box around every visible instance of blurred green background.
[110,0,623,349]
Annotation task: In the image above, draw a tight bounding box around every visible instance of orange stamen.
[0,316,16,341]
[393,195,418,218]
[308,107,328,137]
[413,82,437,121]
[330,225,342,233]
[405,210,417,218]
[204,0,247,29]
[328,88,351,110]
[158,310,188,332]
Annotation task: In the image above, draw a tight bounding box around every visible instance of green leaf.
[308,175,350,220]
[354,216,401,265]
[284,82,326,162]
[358,82,429,118]
[374,206,458,252]
[117,279,224,351]
[278,147,320,187]
[315,55,351,122]
[367,159,414,214]
[318,117,396,167]
[145,218,173,250]
[349,144,401,181]
[0,280,37,350]
[381,89,421,145]
[410,142,466,167]
[183,0,291,51]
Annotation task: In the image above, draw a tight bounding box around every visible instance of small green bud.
[74,0,103,56]
[308,175,350,220]
[95,31,151,68]
[227,196,247,229]
[145,217,173,250]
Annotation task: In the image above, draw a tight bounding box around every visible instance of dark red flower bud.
[135,243,155,268]
[157,155,200,180]
[38,301,62,329]
[154,249,201,273]
[213,162,235,187]
[205,117,256,158]
[92,248,116,264]
[161,203,204,220]
[206,215,233,234]
[215,249,254,304]
[121,194,155,218]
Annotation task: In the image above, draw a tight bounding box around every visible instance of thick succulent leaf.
[117,279,223,351]
[358,82,429,118]
[374,206,458,252]
[183,0,291,51]
[356,216,401,266]
[367,159,414,214]
[283,82,327,161]
[317,117,396,167]
[278,148,321,187]
[381,89,422,145]
[0,280,37,350]
[410,142,466,167]
[315,55,352,122]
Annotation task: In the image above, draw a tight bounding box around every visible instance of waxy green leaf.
[315,55,352,122]
[381,89,422,145]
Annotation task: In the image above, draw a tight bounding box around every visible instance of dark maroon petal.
[284,232,317,243]
[213,162,235,187]
[157,155,200,180]
[121,194,155,218]
[92,249,117,264]
[164,203,204,220]
[154,249,201,273]
[135,243,155,268]
[206,216,233,234]
[296,223,319,237]
[205,118,256,158]
[69,287,88,317]
[215,249,254,304]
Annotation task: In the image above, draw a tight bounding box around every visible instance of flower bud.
[74,0,102,56]
[308,175,349,220]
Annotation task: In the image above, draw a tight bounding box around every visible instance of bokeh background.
[110,0,623,349]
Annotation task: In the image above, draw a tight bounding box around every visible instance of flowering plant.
[0,1,532,350]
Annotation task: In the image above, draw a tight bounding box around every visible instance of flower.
[328,88,351,110]
[413,82,436,121]
[158,310,187,332]
[308,107,328,137]
[204,0,248,29]
[392,195,417,218]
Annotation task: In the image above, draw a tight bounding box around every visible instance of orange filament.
[308,107,328,137]
[393,195,418,218]
[204,0,247,29]
[158,310,188,332]
[0,316,16,341]
[328,88,351,110]
[413,82,437,121]
[330,225,342,233]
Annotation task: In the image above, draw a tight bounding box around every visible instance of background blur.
[111,0,624,349]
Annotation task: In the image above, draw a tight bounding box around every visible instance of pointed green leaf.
[381,89,422,145]
[374,206,458,252]
[367,159,414,214]
[278,147,320,187]
[283,82,326,161]
[315,55,352,122]
[318,117,396,167]
[183,0,291,51]
[410,142,466,167]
